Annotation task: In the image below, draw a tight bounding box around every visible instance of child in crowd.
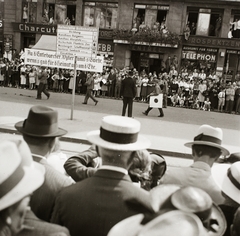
[203,97,211,111]
[218,88,225,112]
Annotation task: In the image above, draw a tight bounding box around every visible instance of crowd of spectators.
[0,56,240,114]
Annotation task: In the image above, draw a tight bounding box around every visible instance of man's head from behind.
[15,106,67,156]
[87,115,151,170]
[185,124,229,164]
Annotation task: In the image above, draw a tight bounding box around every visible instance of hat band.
[24,119,58,135]
[0,163,25,198]
[194,133,221,145]
[100,127,138,144]
[227,168,240,190]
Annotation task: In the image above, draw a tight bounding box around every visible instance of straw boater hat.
[87,115,151,151]
[212,162,240,204]
[107,210,208,236]
[0,140,45,211]
[15,105,67,137]
[184,124,229,156]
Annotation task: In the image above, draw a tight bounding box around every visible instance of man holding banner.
[142,79,164,117]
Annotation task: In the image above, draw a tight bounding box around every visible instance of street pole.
[70,55,77,120]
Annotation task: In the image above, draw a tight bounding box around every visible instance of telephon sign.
[182,51,216,62]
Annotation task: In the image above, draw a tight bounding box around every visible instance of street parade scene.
[0,0,240,236]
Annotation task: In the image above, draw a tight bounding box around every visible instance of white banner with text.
[24,48,103,72]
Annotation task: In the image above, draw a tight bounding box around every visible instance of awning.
[32,35,57,51]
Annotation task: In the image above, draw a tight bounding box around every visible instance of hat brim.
[87,130,151,151]
[0,162,45,211]
[184,141,230,156]
[210,203,227,236]
[15,121,67,137]
[108,214,144,236]
[212,163,240,204]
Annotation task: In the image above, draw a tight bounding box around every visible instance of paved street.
[0,87,239,167]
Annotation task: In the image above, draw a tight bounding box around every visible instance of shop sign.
[226,50,240,54]
[24,48,104,73]
[131,45,164,53]
[99,29,113,39]
[183,46,218,53]
[186,36,240,49]
[182,51,216,62]
[98,41,114,54]
[12,23,57,35]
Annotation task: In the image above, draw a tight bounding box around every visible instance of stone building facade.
[1,0,240,81]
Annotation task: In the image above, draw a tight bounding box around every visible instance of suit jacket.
[121,77,136,98]
[159,161,225,204]
[30,155,73,222]
[18,210,70,236]
[51,169,156,236]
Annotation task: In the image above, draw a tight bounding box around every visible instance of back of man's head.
[231,207,240,236]
[192,144,221,166]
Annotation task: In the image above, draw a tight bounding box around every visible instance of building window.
[230,10,240,39]
[42,2,76,25]
[83,2,118,29]
[186,8,223,37]
[132,4,169,31]
[22,0,37,23]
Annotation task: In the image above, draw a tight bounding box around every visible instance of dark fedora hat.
[15,106,67,137]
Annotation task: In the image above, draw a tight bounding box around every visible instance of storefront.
[98,29,114,68]
[224,50,240,82]
[181,46,218,73]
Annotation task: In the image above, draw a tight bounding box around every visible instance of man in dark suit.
[15,105,74,222]
[121,70,136,117]
[51,115,156,236]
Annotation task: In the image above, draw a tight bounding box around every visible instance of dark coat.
[30,155,73,222]
[121,77,136,98]
[51,169,155,236]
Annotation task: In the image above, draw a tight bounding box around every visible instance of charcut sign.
[12,23,57,35]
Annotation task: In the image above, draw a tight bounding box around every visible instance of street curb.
[0,127,192,160]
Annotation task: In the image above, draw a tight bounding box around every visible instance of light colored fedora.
[170,186,227,236]
[212,162,240,204]
[0,140,45,211]
[184,124,229,156]
[15,105,67,137]
[87,115,151,151]
[107,210,208,236]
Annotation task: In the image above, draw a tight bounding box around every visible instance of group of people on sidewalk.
[0,104,239,236]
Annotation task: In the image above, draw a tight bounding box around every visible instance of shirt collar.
[32,153,47,160]
[99,165,128,175]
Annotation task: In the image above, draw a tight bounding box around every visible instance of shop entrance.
[21,33,35,49]
[131,51,163,74]
[224,53,240,82]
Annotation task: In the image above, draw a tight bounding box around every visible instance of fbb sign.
[98,42,113,53]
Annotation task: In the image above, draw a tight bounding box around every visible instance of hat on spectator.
[87,115,151,151]
[15,105,67,137]
[169,186,227,236]
[0,140,45,211]
[212,162,240,204]
[184,124,229,156]
[107,210,208,236]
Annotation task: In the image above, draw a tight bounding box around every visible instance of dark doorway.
[22,33,35,49]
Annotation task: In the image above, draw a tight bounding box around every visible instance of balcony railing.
[113,27,181,48]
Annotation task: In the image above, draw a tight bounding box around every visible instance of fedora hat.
[212,162,240,204]
[169,186,227,236]
[0,140,45,211]
[87,115,151,151]
[184,124,229,156]
[15,105,67,137]
[107,210,208,236]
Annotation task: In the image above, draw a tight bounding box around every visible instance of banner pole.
[70,55,77,120]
